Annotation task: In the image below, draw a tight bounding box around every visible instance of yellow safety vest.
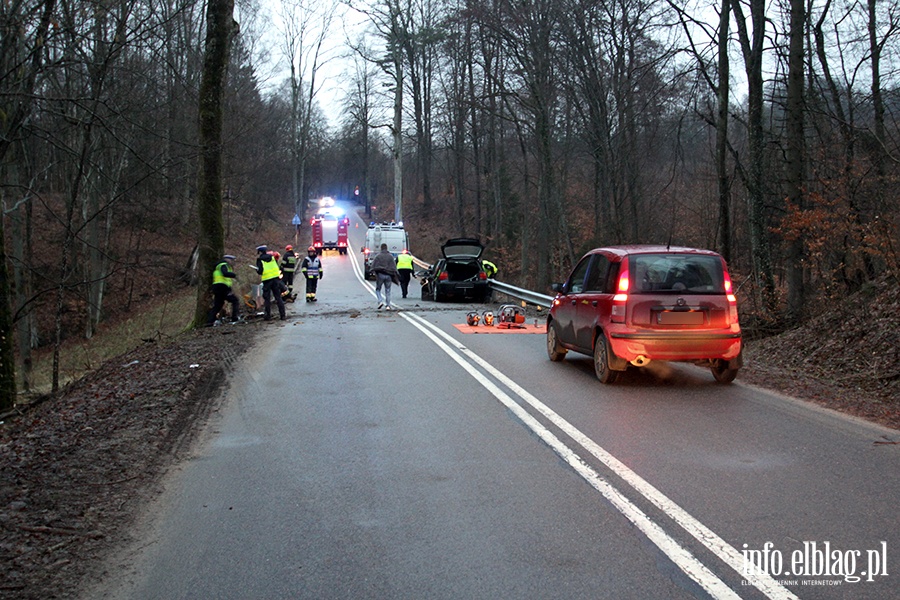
[260,257,281,281]
[397,253,413,270]
[212,262,233,287]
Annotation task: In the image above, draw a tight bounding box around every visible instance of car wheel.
[710,361,738,384]
[547,322,567,362]
[593,335,620,384]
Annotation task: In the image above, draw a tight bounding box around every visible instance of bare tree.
[343,47,383,217]
[784,0,806,321]
[0,0,57,408]
[732,0,778,314]
[193,0,237,328]
[485,0,561,289]
[280,0,338,217]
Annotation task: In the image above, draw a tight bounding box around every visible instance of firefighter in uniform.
[256,245,286,321]
[396,249,415,298]
[300,246,323,302]
[281,245,298,294]
[206,254,240,325]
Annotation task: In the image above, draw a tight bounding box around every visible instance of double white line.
[349,237,796,599]
[399,310,798,600]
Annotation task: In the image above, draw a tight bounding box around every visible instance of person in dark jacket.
[256,245,286,321]
[206,254,240,325]
[371,243,400,310]
[281,245,298,293]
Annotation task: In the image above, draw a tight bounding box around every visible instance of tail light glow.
[611,262,629,323]
[723,269,739,324]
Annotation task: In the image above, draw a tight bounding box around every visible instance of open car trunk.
[445,259,482,281]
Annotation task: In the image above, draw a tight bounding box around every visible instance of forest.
[0,0,898,407]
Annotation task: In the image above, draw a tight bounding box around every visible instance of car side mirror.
[551,282,566,294]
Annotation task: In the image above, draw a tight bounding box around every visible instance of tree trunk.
[0,185,18,407]
[867,0,887,217]
[0,0,56,409]
[716,0,732,262]
[733,0,777,314]
[392,56,404,224]
[192,0,236,328]
[784,0,806,321]
[9,158,36,393]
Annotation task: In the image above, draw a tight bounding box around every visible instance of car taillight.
[723,269,739,324]
[439,272,448,281]
[611,263,629,323]
[479,272,487,280]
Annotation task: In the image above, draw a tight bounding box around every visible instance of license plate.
[658,311,705,325]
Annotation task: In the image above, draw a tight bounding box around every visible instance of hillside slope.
[740,278,900,430]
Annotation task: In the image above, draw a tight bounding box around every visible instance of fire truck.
[311,210,349,254]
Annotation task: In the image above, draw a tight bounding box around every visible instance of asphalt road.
[93,205,899,600]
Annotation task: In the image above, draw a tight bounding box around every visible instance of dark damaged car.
[421,238,491,302]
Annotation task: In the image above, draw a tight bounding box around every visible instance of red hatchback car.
[547,245,742,384]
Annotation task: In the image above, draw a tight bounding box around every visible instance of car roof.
[587,245,723,260]
[441,237,484,259]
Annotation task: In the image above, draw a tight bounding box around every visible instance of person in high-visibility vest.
[255,245,286,321]
[396,249,415,298]
[206,254,240,325]
[482,259,498,279]
[300,246,323,302]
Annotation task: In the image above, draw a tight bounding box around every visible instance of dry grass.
[26,289,197,396]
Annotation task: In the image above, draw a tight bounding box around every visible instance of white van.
[362,223,409,279]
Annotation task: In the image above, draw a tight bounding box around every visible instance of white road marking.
[349,237,795,598]
[401,311,798,600]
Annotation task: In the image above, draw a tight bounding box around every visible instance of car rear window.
[631,254,724,294]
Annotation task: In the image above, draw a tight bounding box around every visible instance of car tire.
[593,335,620,384]
[710,361,738,384]
[547,322,567,362]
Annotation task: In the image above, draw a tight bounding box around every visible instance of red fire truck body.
[311,211,349,254]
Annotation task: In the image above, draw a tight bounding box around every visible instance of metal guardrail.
[488,280,554,309]
[409,253,553,309]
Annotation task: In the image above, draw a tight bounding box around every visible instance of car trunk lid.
[441,237,484,260]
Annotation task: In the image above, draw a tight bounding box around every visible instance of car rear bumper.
[609,331,742,361]
[437,282,490,299]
